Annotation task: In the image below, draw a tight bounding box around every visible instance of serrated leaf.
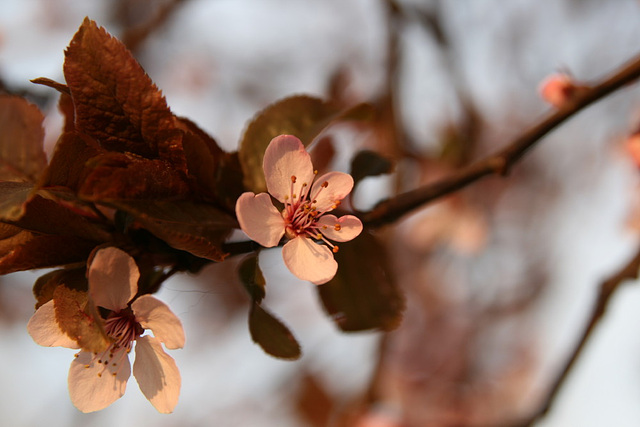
[0,95,47,182]
[40,131,100,192]
[238,254,266,303]
[176,117,224,198]
[248,302,301,360]
[0,231,96,274]
[238,95,373,193]
[33,267,87,309]
[0,181,35,221]
[350,150,393,188]
[0,223,21,240]
[53,284,110,353]
[11,194,110,242]
[318,231,404,332]
[63,18,185,168]
[79,152,191,201]
[111,200,235,261]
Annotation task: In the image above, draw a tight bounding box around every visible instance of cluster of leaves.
[0,18,404,359]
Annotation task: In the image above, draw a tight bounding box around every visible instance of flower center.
[81,307,143,378]
[282,173,340,253]
[104,307,143,351]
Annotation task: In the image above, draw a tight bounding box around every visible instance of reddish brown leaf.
[214,152,246,212]
[33,267,87,309]
[176,117,224,199]
[0,223,21,240]
[318,231,405,332]
[0,231,96,274]
[238,253,266,303]
[11,194,111,242]
[0,181,34,221]
[248,302,301,360]
[0,95,47,182]
[53,284,110,353]
[41,131,101,191]
[30,77,70,95]
[63,18,185,169]
[79,152,190,201]
[112,199,234,261]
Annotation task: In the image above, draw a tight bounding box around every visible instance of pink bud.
[538,73,577,107]
[626,133,640,168]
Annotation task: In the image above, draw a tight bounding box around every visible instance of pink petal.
[68,349,131,412]
[88,247,139,311]
[309,171,354,212]
[131,295,185,350]
[282,236,337,285]
[236,192,286,247]
[317,214,363,242]
[133,335,181,414]
[27,300,79,348]
[263,135,315,204]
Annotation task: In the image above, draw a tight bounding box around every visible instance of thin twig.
[362,52,640,227]
[119,0,189,52]
[506,246,640,427]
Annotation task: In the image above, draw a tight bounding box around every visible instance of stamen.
[334,224,341,231]
[333,246,340,253]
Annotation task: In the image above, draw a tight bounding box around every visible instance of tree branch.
[508,245,640,427]
[362,52,640,227]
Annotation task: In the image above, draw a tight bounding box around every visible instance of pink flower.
[27,247,185,413]
[236,135,363,285]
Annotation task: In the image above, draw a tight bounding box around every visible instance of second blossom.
[236,135,363,285]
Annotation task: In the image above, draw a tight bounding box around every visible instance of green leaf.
[318,230,404,332]
[350,150,393,189]
[53,284,110,353]
[238,95,373,193]
[248,302,301,360]
[111,200,235,261]
[0,181,35,221]
[238,254,266,303]
[0,95,47,182]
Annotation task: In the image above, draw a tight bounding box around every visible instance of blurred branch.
[118,0,189,52]
[509,246,640,427]
[362,52,640,227]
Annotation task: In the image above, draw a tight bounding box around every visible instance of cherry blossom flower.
[236,134,363,285]
[27,247,185,413]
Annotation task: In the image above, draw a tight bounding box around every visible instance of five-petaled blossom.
[27,247,185,413]
[236,134,363,285]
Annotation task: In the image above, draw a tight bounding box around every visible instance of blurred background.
[2,0,640,426]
